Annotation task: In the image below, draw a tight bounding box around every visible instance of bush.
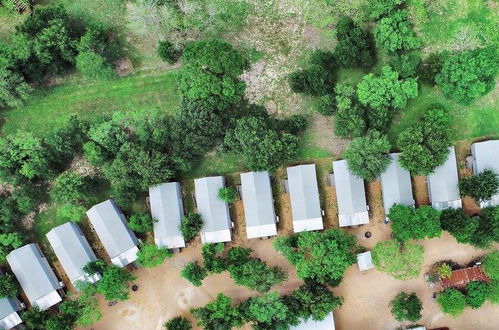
[440,208,479,245]
[201,243,226,274]
[289,51,336,96]
[181,261,207,287]
[0,273,18,298]
[388,53,420,78]
[83,259,108,276]
[164,316,191,330]
[136,243,172,268]
[50,171,95,205]
[56,203,87,222]
[83,141,107,166]
[489,280,499,304]
[317,94,336,116]
[217,187,237,203]
[368,0,404,20]
[435,47,499,105]
[128,213,155,233]
[191,294,243,329]
[0,233,23,263]
[418,53,445,85]
[334,16,375,69]
[390,292,422,322]
[374,10,420,53]
[388,205,441,241]
[228,257,287,292]
[240,291,289,328]
[437,288,467,317]
[483,250,499,281]
[0,67,32,108]
[372,240,424,280]
[97,265,136,301]
[333,84,366,138]
[459,170,499,203]
[465,281,489,309]
[76,51,115,80]
[344,130,391,181]
[438,263,452,279]
[157,41,181,64]
[180,212,203,242]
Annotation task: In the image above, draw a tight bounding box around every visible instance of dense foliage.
[191,293,244,330]
[390,292,422,322]
[437,288,467,317]
[0,273,18,298]
[181,261,208,287]
[289,51,336,96]
[50,171,95,205]
[374,10,420,53]
[334,16,374,69]
[388,205,442,241]
[128,212,155,233]
[483,250,499,281]
[180,212,203,242]
[164,316,192,330]
[157,40,181,64]
[435,47,499,104]
[333,84,367,138]
[459,170,499,203]
[372,240,424,280]
[465,281,489,309]
[274,229,357,285]
[136,242,172,268]
[201,243,227,274]
[217,187,237,203]
[344,130,391,181]
[0,233,23,263]
[397,105,451,175]
[97,265,136,301]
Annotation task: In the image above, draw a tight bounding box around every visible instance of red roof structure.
[440,265,490,289]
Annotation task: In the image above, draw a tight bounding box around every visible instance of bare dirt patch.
[307,115,350,156]
[366,181,385,223]
[412,176,430,206]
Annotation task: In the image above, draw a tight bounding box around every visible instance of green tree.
[388,53,420,78]
[201,243,226,274]
[191,293,243,330]
[289,51,336,96]
[76,51,115,80]
[0,273,18,298]
[344,130,391,181]
[181,261,208,287]
[180,212,203,242]
[50,171,95,205]
[465,281,489,309]
[274,229,357,285]
[438,263,452,279]
[483,250,499,281]
[83,141,107,166]
[157,40,180,64]
[164,316,191,330]
[334,16,375,69]
[288,282,343,322]
[228,257,287,292]
[57,203,87,222]
[417,53,445,85]
[224,116,299,171]
[389,292,422,322]
[241,292,289,328]
[437,288,467,317]
[97,265,136,301]
[374,10,420,53]
[368,0,404,20]
[398,106,451,175]
[136,242,172,268]
[22,307,50,330]
[217,187,237,203]
[128,212,155,233]
[0,233,23,263]
[0,67,32,108]
[372,240,424,280]
[333,84,367,138]
[435,47,499,105]
[179,40,248,108]
[389,205,442,241]
[488,280,499,304]
[74,284,102,326]
[440,208,479,245]
[83,259,108,276]
[460,170,499,203]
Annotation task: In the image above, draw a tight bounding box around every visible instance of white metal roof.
[286,164,323,232]
[149,182,186,249]
[6,244,62,310]
[0,298,22,330]
[427,147,462,210]
[46,222,101,286]
[240,171,277,239]
[380,153,415,218]
[471,140,499,207]
[194,176,232,243]
[290,311,335,330]
[87,200,139,267]
[357,251,374,271]
[332,160,369,227]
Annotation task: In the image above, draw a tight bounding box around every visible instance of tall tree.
[374,10,420,53]
[437,288,467,317]
[390,292,422,322]
[240,292,290,328]
[180,212,203,242]
[389,205,442,241]
[344,130,391,181]
[334,16,375,69]
[459,170,499,203]
[465,281,490,309]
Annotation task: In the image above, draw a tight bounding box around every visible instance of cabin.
[427,147,462,210]
[357,251,374,272]
[470,140,499,207]
[7,244,63,310]
[194,176,232,243]
[0,298,23,330]
[332,160,369,227]
[286,164,323,233]
[46,222,101,287]
[87,200,140,267]
[240,171,277,239]
[149,182,186,249]
[380,153,415,220]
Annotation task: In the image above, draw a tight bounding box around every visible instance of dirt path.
[333,229,499,330]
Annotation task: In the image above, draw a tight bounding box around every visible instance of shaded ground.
[334,230,499,330]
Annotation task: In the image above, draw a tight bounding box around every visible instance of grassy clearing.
[1,71,181,135]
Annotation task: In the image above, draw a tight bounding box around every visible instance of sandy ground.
[334,230,499,330]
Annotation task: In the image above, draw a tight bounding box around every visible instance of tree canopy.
[97,265,136,301]
[0,273,18,298]
[334,16,375,69]
[372,240,424,280]
[465,281,489,309]
[483,250,499,281]
[374,10,420,53]
[136,242,172,268]
[344,130,391,181]
[390,292,422,322]
[435,47,498,105]
[459,170,499,203]
[128,212,155,233]
[437,288,467,317]
[388,205,442,241]
[180,212,203,242]
[274,229,357,285]
[164,316,192,330]
[191,293,243,330]
[181,261,208,287]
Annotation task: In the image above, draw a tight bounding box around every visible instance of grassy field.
[1,71,181,135]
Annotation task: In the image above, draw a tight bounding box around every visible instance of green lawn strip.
[1,70,181,135]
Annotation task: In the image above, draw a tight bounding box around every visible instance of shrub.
[217,187,237,203]
[334,16,375,69]
[50,171,95,205]
[388,53,420,78]
[181,261,207,287]
[157,40,181,64]
[128,213,155,233]
[317,94,336,116]
[228,258,287,292]
[83,141,107,166]
[437,288,467,317]
[191,294,243,329]
[465,281,489,309]
[97,265,136,301]
[488,280,499,304]
[136,243,172,268]
[180,212,203,242]
[201,243,226,273]
[372,240,424,280]
[76,51,115,80]
[368,0,404,20]
[390,292,422,322]
[344,130,391,181]
[83,259,107,276]
[483,250,499,281]
[164,316,191,330]
[0,273,18,298]
[56,203,87,222]
[333,84,366,138]
[289,51,336,96]
[438,263,452,279]
[389,205,442,241]
[418,53,445,85]
[459,170,499,203]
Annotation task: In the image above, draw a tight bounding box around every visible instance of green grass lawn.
[0,71,181,135]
